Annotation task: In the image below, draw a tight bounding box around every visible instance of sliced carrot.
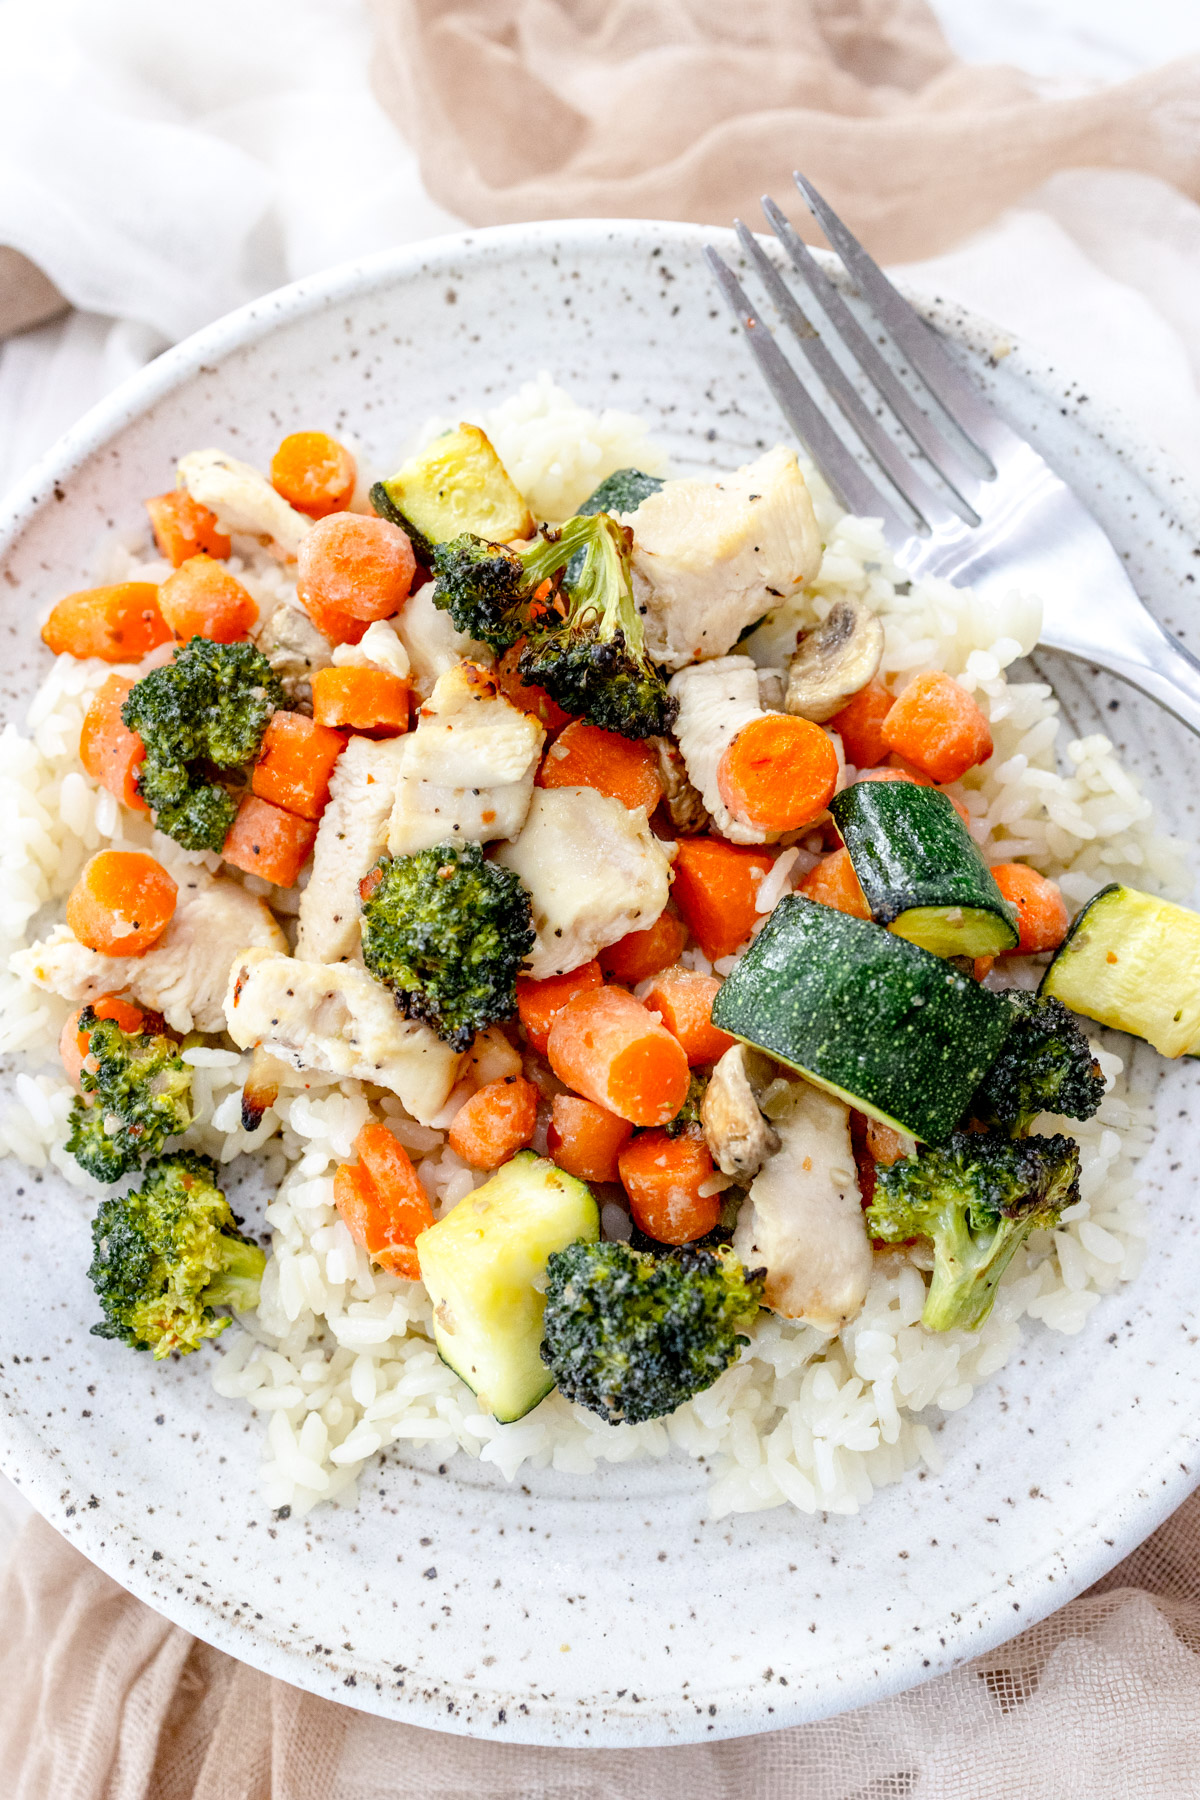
[669,837,775,962]
[717,713,839,833]
[296,513,415,625]
[222,795,317,887]
[298,586,370,648]
[599,910,688,985]
[494,640,572,733]
[145,491,231,567]
[990,863,1070,954]
[448,1075,539,1170]
[618,1130,719,1245]
[547,1094,633,1184]
[349,1119,435,1276]
[251,711,346,821]
[973,956,996,983]
[640,967,736,1067]
[59,994,148,1086]
[536,720,664,813]
[882,670,992,784]
[830,678,893,769]
[79,674,148,813]
[516,960,603,1057]
[42,583,171,663]
[547,986,690,1128]
[310,666,409,735]
[270,431,357,520]
[798,847,871,920]
[66,851,177,956]
[854,766,970,826]
[157,554,258,643]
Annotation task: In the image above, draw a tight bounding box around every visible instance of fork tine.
[704,247,911,538]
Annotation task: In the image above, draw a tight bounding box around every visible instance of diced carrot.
[298,587,370,648]
[990,863,1070,954]
[448,1075,539,1170]
[537,720,664,812]
[221,795,317,887]
[830,678,893,769]
[669,838,775,962]
[348,1119,435,1276]
[617,1130,719,1245]
[66,851,177,956]
[640,967,736,1067]
[866,1117,910,1167]
[547,1094,633,1183]
[717,714,839,833]
[798,847,871,920]
[493,641,572,733]
[41,583,171,663]
[547,986,691,1127]
[516,960,603,1057]
[269,431,357,520]
[310,666,409,735]
[599,911,688,984]
[157,554,258,643]
[59,994,148,1086]
[296,513,415,625]
[973,956,996,983]
[853,766,970,825]
[251,711,345,820]
[882,670,992,784]
[79,674,148,813]
[144,491,231,567]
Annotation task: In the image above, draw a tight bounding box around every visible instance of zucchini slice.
[711,895,1019,1143]
[370,424,533,557]
[830,783,1018,958]
[1040,883,1200,1057]
[577,467,664,517]
[415,1151,598,1423]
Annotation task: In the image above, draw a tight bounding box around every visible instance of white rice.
[0,375,1183,1519]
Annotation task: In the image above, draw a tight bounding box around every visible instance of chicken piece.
[295,735,409,965]
[669,656,795,846]
[12,871,286,1034]
[493,786,674,980]
[177,449,312,562]
[387,661,543,858]
[224,946,462,1125]
[733,1078,872,1331]
[331,619,411,679]
[622,446,822,671]
[255,598,333,702]
[394,583,488,699]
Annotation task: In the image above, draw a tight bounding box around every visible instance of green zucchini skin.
[830,782,1018,958]
[1040,882,1200,1057]
[577,468,664,517]
[711,894,1020,1143]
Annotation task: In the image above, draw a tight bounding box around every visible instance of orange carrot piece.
[296,512,415,625]
[41,583,171,663]
[830,678,894,769]
[222,795,317,887]
[516,960,603,1057]
[990,863,1070,954]
[599,911,688,985]
[640,967,736,1067]
[881,670,993,784]
[270,431,357,520]
[798,847,871,920]
[669,837,775,962]
[157,554,258,643]
[853,766,970,825]
[251,711,345,820]
[618,1130,719,1245]
[59,993,148,1086]
[448,1075,539,1170]
[298,586,370,648]
[717,713,840,833]
[865,1116,910,1168]
[973,956,996,983]
[310,666,409,735]
[547,1094,633,1184]
[349,1120,435,1276]
[144,491,231,567]
[547,986,691,1127]
[66,851,177,956]
[79,674,148,813]
[537,720,664,812]
[494,641,572,733]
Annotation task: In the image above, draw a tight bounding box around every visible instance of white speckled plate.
[2,221,1200,1748]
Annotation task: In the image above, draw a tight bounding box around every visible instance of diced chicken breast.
[393,584,488,698]
[387,661,544,858]
[12,871,286,1034]
[733,1078,871,1332]
[669,656,792,845]
[331,619,411,679]
[622,446,822,671]
[493,786,674,979]
[295,735,409,965]
[224,946,461,1125]
[177,450,311,561]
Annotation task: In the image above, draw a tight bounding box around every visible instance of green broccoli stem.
[920,1205,1032,1333]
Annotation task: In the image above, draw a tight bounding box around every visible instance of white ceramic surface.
[1,221,1199,1748]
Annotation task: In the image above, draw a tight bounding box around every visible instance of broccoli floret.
[87,1151,265,1357]
[972,991,1105,1137]
[122,637,284,851]
[663,1073,707,1138]
[866,1128,1081,1333]
[540,1238,764,1424]
[65,1009,193,1183]
[360,842,535,1052]
[577,468,664,516]
[429,529,573,652]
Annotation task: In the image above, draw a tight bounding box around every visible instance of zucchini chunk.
[415,1151,599,1422]
[1040,883,1200,1057]
[831,783,1018,958]
[711,895,1019,1143]
[577,467,664,517]
[370,424,533,557]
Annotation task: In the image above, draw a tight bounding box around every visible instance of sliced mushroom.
[755,666,786,712]
[785,599,884,723]
[256,600,333,705]
[701,1044,780,1179]
[651,735,710,835]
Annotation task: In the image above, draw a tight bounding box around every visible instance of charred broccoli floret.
[122,637,284,851]
[866,1128,1080,1333]
[972,991,1105,1137]
[65,1007,193,1183]
[88,1151,264,1357]
[359,842,535,1052]
[540,1238,763,1424]
[429,528,574,652]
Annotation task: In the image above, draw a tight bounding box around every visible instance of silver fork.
[705,174,1200,736]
